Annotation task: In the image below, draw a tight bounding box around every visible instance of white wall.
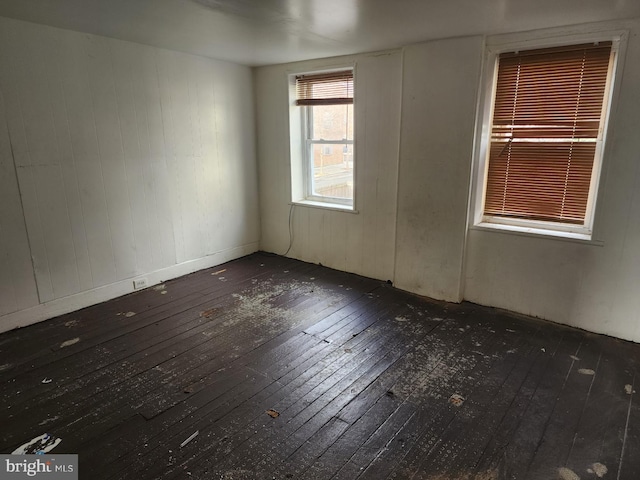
[256,51,402,282]
[256,19,640,342]
[0,17,259,332]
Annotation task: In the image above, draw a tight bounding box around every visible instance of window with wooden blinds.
[484,42,613,225]
[296,71,353,106]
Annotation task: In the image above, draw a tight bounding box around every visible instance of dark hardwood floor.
[1,252,639,479]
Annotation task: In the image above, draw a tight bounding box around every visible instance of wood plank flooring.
[1,252,639,479]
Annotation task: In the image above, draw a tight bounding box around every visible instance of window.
[474,40,617,239]
[291,70,355,209]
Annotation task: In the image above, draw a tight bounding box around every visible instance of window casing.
[473,38,619,240]
[290,69,355,210]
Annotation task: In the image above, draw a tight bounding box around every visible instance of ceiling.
[0,0,638,66]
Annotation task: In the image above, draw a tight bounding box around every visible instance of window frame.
[288,66,357,212]
[469,32,625,241]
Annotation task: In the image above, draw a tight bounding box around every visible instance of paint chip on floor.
[578,368,595,376]
[557,467,580,480]
[12,433,62,454]
[449,394,465,407]
[587,463,607,478]
[624,384,634,395]
[266,409,280,418]
[59,338,80,348]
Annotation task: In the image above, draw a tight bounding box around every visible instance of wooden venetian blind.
[484,42,613,224]
[295,71,353,106]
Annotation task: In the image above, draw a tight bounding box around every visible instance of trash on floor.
[12,433,62,454]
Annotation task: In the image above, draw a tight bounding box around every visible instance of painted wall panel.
[0,95,39,315]
[0,16,259,330]
[394,36,484,302]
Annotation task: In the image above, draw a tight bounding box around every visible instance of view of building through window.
[308,103,354,200]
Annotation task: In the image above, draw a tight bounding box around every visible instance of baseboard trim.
[0,242,259,334]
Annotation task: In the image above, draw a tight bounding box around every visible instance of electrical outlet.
[133,278,148,290]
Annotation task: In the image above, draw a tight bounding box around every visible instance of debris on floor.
[449,394,465,407]
[12,433,62,454]
[266,409,280,418]
[200,308,218,319]
[625,384,634,395]
[212,269,227,275]
[117,312,137,317]
[41,378,52,384]
[578,368,595,375]
[180,430,199,448]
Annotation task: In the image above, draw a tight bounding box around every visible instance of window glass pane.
[310,104,353,141]
[310,143,354,200]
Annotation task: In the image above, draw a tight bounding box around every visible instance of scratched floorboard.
[1,253,639,480]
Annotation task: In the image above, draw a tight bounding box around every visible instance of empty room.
[1,1,639,479]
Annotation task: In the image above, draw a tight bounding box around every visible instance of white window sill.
[471,222,604,246]
[291,200,358,214]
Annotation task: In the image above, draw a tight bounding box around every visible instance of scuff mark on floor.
[38,416,60,426]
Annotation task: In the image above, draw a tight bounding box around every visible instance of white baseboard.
[0,242,259,334]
